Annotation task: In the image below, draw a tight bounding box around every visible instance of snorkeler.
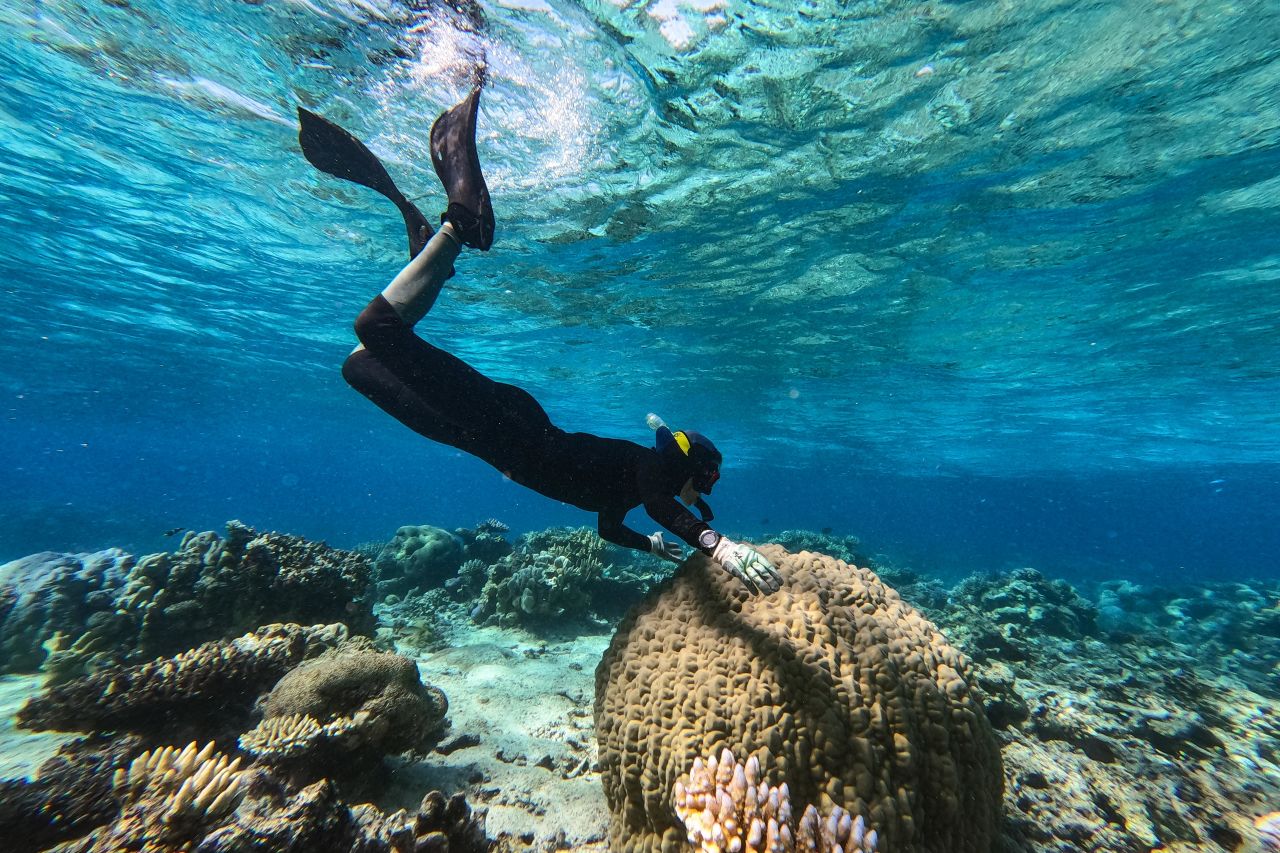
[297,89,781,595]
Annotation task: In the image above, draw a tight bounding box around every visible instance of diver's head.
[653,421,722,495]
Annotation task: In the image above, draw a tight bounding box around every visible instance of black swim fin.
[297,106,433,260]
[430,88,495,250]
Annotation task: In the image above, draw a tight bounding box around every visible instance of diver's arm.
[642,494,713,552]
[597,510,652,553]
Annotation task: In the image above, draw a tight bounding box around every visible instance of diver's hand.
[711,537,782,594]
[648,532,684,563]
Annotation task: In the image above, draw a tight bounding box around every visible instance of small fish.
[760,518,770,527]
[163,527,186,537]
[821,526,833,535]
[1209,478,1226,485]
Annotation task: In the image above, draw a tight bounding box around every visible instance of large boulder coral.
[239,642,448,789]
[374,524,467,596]
[594,546,1003,853]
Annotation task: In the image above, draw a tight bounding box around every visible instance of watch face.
[699,530,719,549]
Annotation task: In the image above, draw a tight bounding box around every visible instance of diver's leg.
[341,345,481,452]
[352,293,553,454]
[379,222,463,326]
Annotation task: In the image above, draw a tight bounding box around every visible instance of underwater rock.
[239,642,448,790]
[595,545,1003,853]
[0,548,136,675]
[17,623,348,739]
[374,524,467,597]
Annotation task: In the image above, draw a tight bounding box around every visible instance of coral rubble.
[933,567,1280,852]
[595,545,1003,852]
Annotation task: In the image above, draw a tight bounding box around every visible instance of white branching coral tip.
[673,749,879,853]
[116,741,245,824]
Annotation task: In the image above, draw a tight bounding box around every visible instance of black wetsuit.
[342,295,715,553]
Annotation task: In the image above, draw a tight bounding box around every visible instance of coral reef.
[373,524,467,597]
[0,548,137,675]
[121,521,375,662]
[0,522,375,681]
[594,545,1003,853]
[949,568,1098,648]
[770,529,871,567]
[925,568,1280,851]
[16,739,491,853]
[471,527,610,628]
[240,642,448,788]
[674,748,879,853]
[454,518,514,566]
[0,735,143,853]
[17,623,348,738]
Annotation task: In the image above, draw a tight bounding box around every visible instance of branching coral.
[112,741,246,825]
[56,741,250,852]
[674,748,879,853]
[470,526,608,627]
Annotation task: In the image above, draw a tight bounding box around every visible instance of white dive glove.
[711,536,783,594]
[648,532,684,563]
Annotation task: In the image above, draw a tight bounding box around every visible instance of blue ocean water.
[2,0,1278,582]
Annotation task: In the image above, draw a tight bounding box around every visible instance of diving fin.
[429,88,495,250]
[297,106,433,259]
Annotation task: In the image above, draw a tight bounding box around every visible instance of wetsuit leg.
[348,296,554,469]
[341,345,480,454]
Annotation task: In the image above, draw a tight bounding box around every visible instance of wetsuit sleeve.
[636,457,715,552]
[598,509,652,553]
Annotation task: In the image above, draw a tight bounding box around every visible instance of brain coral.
[593,546,1003,853]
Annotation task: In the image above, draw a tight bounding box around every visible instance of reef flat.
[2,522,1278,852]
